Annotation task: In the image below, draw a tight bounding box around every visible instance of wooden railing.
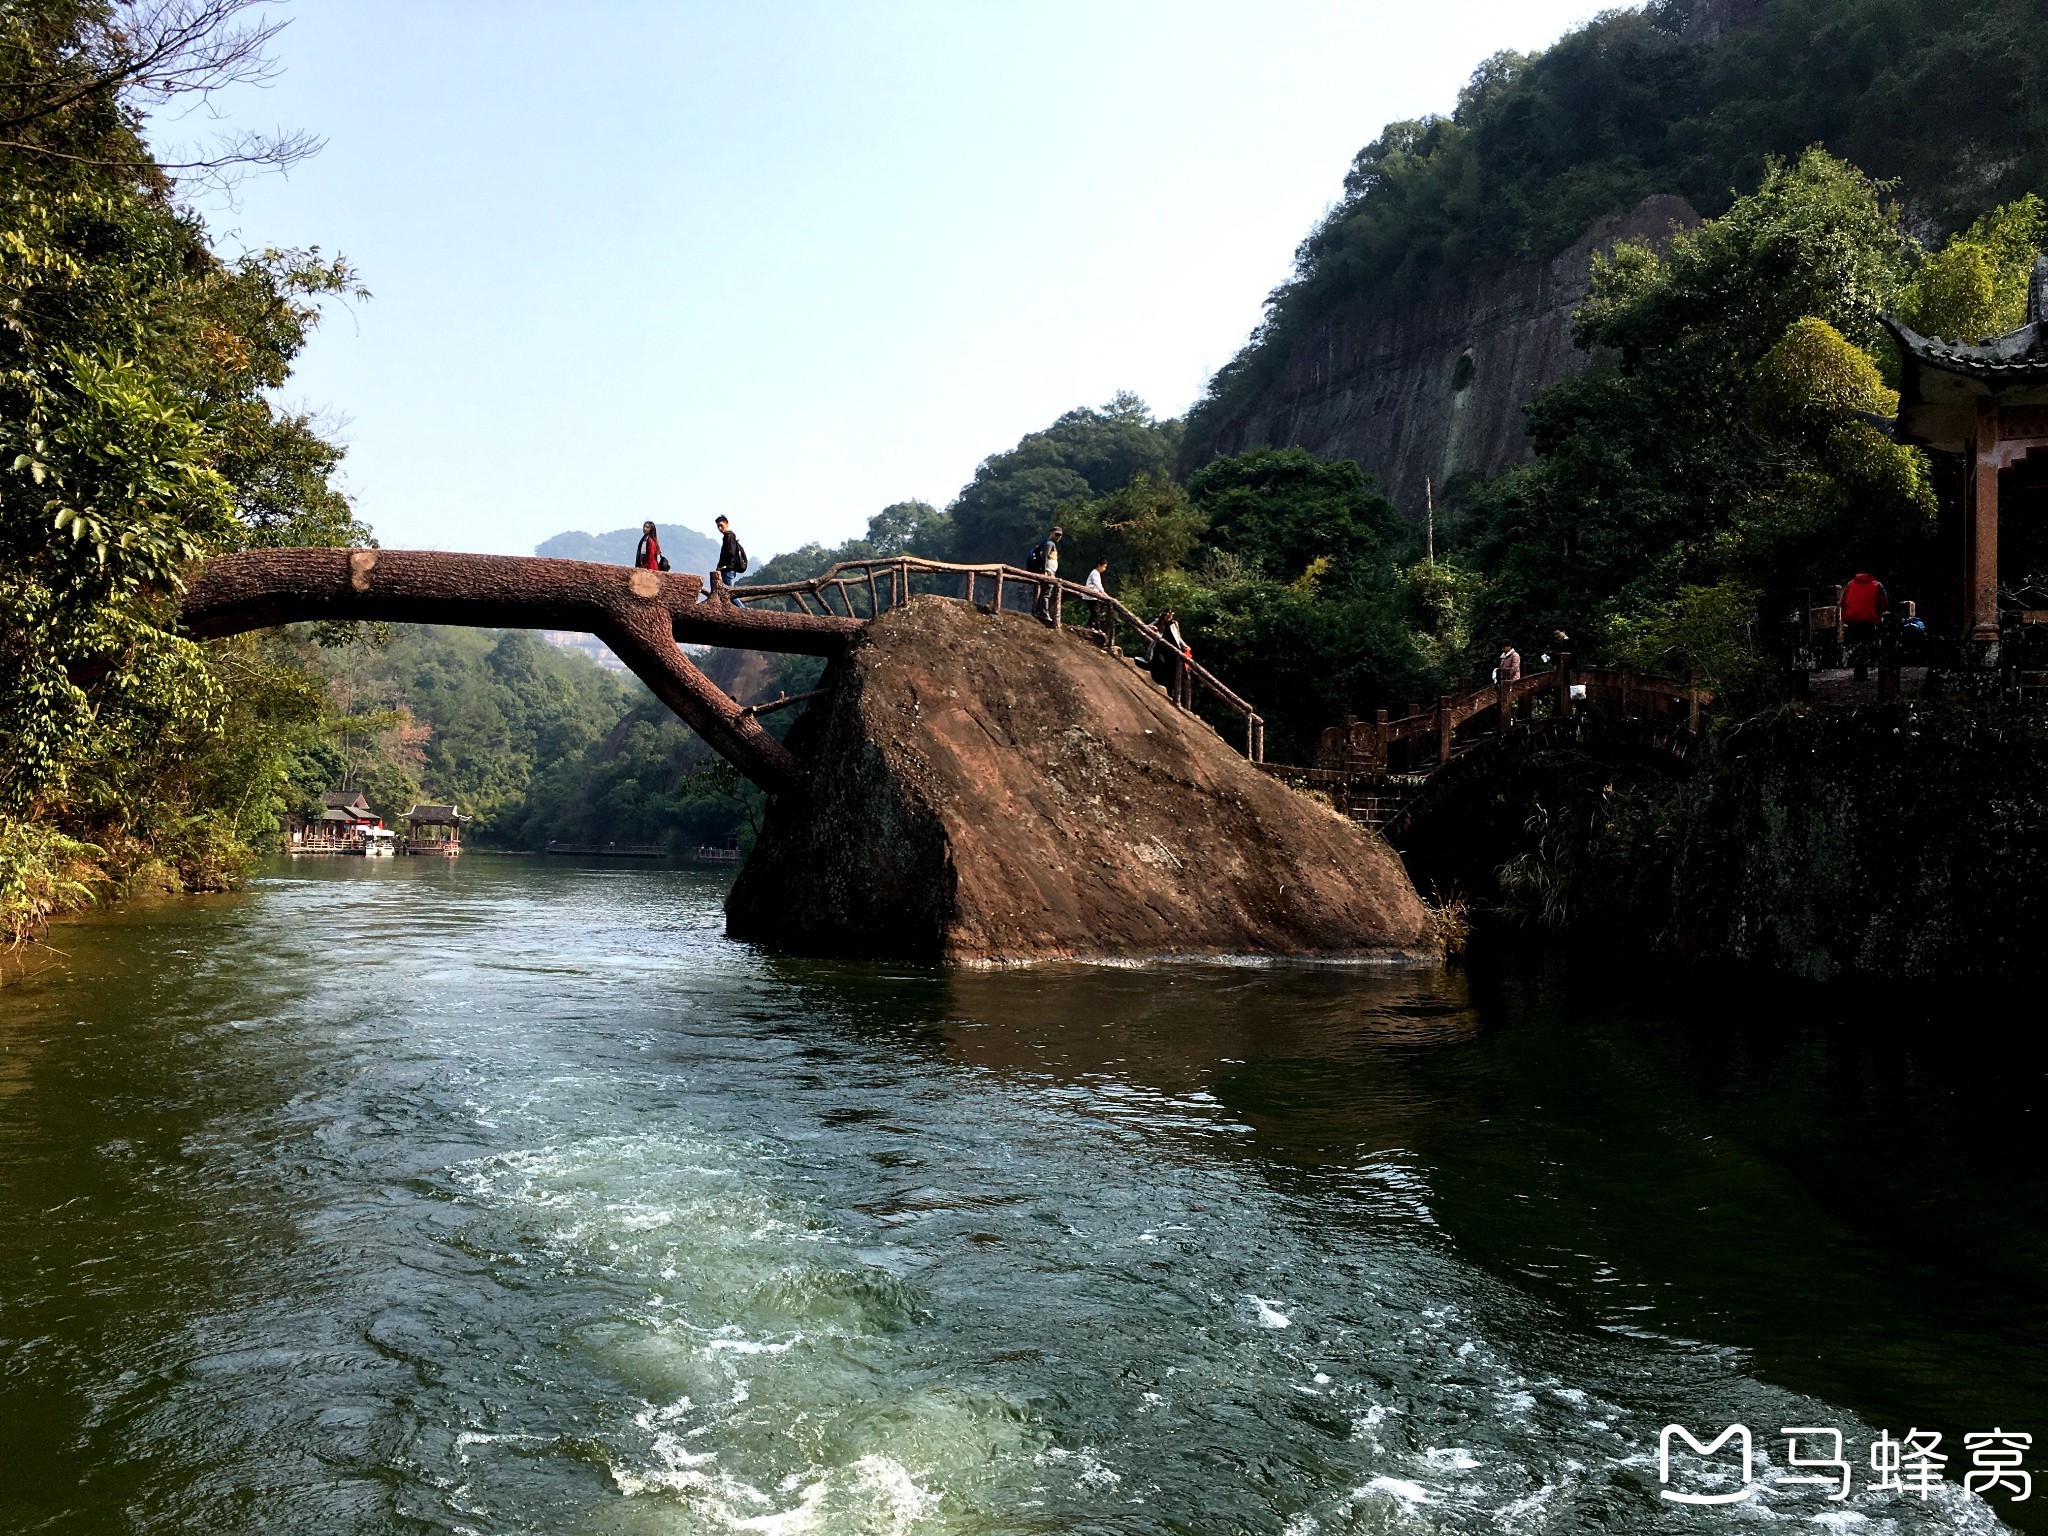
[732,556,1266,761]
[1316,656,1712,773]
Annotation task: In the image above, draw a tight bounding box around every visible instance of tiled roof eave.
[1883,313,2048,382]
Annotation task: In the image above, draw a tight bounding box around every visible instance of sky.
[180,1,1613,560]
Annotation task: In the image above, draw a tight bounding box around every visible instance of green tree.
[1898,194,2047,343]
[864,498,949,556]
[1188,448,1403,585]
[0,1,365,926]
[946,392,1179,562]
[1468,150,1936,677]
[1058,468,1206,589]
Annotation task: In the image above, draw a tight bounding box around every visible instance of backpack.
[1024,541,1047,574]
[730,540,748,574]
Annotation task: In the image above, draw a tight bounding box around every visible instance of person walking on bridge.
[1495,641,1521,684]
[1027,526,1064,624]
[1084,559,1110,640]
[1842,570,1888,681]
[634,521,668,572]
[713,515,748,602]
[1150,607,1193,709]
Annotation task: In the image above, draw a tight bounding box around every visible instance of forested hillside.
[747,0,2048,764]
[1182,0,2048,468]
[277,626,766,854]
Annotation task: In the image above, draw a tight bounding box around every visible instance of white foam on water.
[1363,1475,1432,1506]
[1248,1294,1292,1329]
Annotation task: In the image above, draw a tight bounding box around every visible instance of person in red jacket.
[1842,571,1888,680]
[634,521,667,572]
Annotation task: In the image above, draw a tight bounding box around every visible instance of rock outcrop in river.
[726,598,1436,964]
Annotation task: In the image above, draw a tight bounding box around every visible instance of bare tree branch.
[0,0,288,133]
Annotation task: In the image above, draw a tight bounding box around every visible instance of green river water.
[1,856,2042,1534]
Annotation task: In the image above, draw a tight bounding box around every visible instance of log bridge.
[1263,657,1714,835]
[179,547,1265,798]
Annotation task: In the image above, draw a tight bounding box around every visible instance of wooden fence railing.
[731,556,1266,761]
[1316,656,1711,773]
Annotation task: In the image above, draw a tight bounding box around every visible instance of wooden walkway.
[736,555,1267,761]
[1260,658,1713,830]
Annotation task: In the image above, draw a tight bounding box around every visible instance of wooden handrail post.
[1253,718,1264,762]
[994,569,1004,612]
[1687,668,1701,731]
[1373,708,1389,771]
[1497,677,1511,732]
[1053,580,1062,629]
[1437,695,1453,762]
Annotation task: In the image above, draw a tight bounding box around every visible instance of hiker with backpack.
[713,515,749,600]
[1025,525,1063,624]
[1148,607,1193,708]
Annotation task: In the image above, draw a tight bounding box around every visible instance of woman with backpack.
[634,521,668,572]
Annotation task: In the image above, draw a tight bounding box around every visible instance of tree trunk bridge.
[178,548,1266,797]
[1260,657,1714,835]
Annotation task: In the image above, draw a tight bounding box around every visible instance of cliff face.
[1205,194,1698,517]
[727,598,1436,964]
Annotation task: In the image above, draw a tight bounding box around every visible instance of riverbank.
[1409,697,2048,986]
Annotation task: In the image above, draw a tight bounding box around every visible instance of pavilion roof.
[1882,256,2048,453]
[402,803,466,824]
[1881,314,2048,383]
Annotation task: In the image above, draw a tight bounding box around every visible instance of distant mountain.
[535,524,721,574]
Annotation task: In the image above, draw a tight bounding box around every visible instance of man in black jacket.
[713,516,745,598]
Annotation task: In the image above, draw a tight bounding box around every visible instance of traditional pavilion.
[402,803,467,855]
[1884,257,2048,649]
[317,790,381,846]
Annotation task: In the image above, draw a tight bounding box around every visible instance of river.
[1,857,2041,1534]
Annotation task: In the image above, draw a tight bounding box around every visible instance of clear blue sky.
[182,1,1609,559]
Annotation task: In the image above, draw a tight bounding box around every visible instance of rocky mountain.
[1183,0,2048,520]
[1200,193,1698,521]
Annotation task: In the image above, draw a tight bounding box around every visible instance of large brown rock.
[726,597,1438,964]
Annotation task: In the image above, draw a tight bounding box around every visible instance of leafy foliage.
[1185,0,2048,463]
[0,0,364,934]
[1896,195,2046,343]
[1467,151,1942,684]
[282,625,764,854]
[945,392,1179,562]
